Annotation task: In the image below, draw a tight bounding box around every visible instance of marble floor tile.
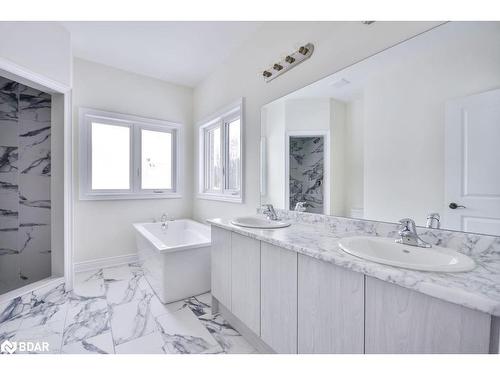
[199,313,256,354]
[0,293,33,324]
[102,265,132,282]
[61,331,114,354]
[13,319,64,353]
[0,315,23,342]
[105,273,151,306]
[2,263,258,355]
[128,263,145,275]
[151,292,212,318]
[155,306,222,354]
[73,278,105,298]
[73,269,103,284]
[63,296,110,346]
[149,294,199,318]
[149,294,177,318]
[183,294,212,317]
[31,283,67,306]
[194,292,212,306]
[114,331,166,354]
[18,300,68,330]
[109,291,156,346]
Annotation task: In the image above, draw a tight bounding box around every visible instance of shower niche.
[0,75,53,295]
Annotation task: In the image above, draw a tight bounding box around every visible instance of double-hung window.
[79,108,182,200]
[198,99,243,202]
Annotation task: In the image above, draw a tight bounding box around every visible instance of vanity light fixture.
[262,43,314,82]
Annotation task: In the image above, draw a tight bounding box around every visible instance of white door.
[445,89,500,236]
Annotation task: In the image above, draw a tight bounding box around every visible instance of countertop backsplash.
[258,208,500,258]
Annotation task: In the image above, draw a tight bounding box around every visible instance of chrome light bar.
[262,43,314,82]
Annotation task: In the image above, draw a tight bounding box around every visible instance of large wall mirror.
[260,22,500,236]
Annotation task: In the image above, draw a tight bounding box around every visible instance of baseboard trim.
[213,297,275,354]
[74,253,138,273]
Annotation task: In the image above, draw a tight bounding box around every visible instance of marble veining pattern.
[210,209,500,317]
[0,76,51,295]
[289,136,324,213]
[0,263,257,354]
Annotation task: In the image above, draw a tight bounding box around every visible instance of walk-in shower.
[0,75,52,295]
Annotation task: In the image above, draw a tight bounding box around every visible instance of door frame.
[0,57,74,291]
[285,130,331,214]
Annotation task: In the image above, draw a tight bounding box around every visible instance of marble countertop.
[207,217,500,317]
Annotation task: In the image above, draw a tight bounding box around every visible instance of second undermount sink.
[337,236,475,272]
[231,216,291,229]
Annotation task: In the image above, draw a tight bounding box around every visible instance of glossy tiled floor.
[0,263,257,354]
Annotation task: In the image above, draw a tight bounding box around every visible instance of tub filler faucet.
[160,213,170,230]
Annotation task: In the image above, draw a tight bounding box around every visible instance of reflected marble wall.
[289,136,324,214]
[0,76,51,294]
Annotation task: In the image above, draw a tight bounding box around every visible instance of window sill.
[79,192,183,201]
[197,193,243,204]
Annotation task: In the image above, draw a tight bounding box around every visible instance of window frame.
[198,98,244,203]
[79,107,182,200]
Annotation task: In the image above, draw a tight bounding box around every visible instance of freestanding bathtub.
[133,219,211,303]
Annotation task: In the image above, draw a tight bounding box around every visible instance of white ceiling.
[61,22,263,87]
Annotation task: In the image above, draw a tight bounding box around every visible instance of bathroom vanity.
[208,21,500,355]
[208,216,500,354]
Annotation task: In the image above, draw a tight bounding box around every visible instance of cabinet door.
[298,254,364,353]
[211,226,232,308]
[261,242,298,353]
[231,232,261,335]
[365,277,491,354]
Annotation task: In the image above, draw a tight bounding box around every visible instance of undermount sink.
[337,236,475,272]
[231,216,291,229]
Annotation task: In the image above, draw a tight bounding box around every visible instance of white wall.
[192,21,441,221]
[0,22,72,87]
[363,22,500,225]
[329,99,347,217]
[344,96,364,216]
[72,58,193,263]
[261,101,285,208]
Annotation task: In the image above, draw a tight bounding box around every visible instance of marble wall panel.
[0,76,51,295]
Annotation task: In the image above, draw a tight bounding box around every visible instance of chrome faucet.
[294,201,307,212]
[160,213,169,230]
[396,218,431,248]
[262,204,278,221]
[426,213,440,229]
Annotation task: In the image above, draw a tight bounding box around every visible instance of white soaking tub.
[133,219,211,303]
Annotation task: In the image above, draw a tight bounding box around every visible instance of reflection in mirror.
[260,22,500,236]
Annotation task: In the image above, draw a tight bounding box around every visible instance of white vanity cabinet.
[261,242,298,353]
[211,226,232,308]
[210,226,496,354]
[297,254,365,353]
[231,232,261,335]
[365,277,491,354]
